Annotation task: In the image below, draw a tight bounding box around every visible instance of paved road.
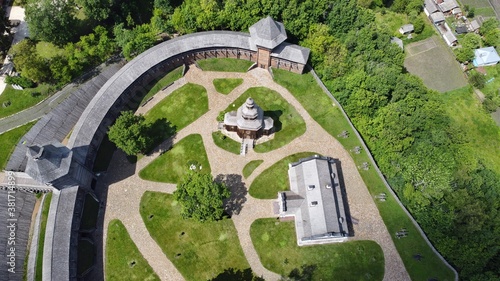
[0,84,76,134]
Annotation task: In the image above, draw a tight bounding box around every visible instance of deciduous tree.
[108,111,153,155]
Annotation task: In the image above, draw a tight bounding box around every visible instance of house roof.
[283,155,348,245]
[249,16,287,49]
[470,20,480,31]
[452,7,462,14]
[455,25,468,34]
[430,12,446,23]
[474,47,500,66]
[438,0,458,12]
[424,0,440,13]
[24,142,73,185]
[400,24,414,33]
[443,31,458,45]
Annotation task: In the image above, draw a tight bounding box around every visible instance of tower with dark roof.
[249,16,288,70]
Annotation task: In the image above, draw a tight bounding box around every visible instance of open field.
[273,69,455,281]
[139,134,211,183]
[0,121,35,169]
[461,0,498,18]
[198,58,253,72]
[106,219,159,281]
[140,192,251,281]
[405,36,467,92]
[140,67,183,105]
[251,219,384,280]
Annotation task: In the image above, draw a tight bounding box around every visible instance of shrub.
[468,71,486,89]
[5,75,35,88]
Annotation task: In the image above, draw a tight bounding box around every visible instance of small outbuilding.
[430,12,446,24]
[424,0,439,15]
[473,47,500,67]
[399,24,414,35]
[455,25,468,34]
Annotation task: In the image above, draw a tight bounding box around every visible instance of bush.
[468,71,486,89]
[5,75,35,88]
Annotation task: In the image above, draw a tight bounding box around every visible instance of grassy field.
[478,64,500,99]
[106,219,159,281]
[242,160,263,178]
[461,0,496,17]
[140,192,251,280]
[211,131,240,154]
[250,219,384,280]
[375,11,436,42]
[0,84,54,118]
[0,121,36,169]
[249,152,317,199]
[198,58,254,72]
[405,36,467,93]
[139,134,211,183]
[36,42,65,59]
[141,67,183,105]
[35,193,52,281]
[145,83,208,132]
[273,69,455,281]
[213,78,244,95]
[439,86,500,174]
[221,87,306,153]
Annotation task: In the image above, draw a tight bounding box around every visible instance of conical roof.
[241,98,259,119]
[249,16,287,49]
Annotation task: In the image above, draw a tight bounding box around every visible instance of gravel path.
[102,66,410,281]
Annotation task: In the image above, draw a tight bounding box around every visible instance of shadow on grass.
[216,174,247,216]
[288,264,317,281]
[209,268,264,281]
[145,117,177,155]
[264,110,282,133]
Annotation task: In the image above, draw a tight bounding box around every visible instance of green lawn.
[139,134,211,183]
[198,58,254,72]
[106,219,160,281]
[213,78,244,94]
[35,193,52,281]
[440,86,500,174]
[249,152,317,199]
[211,131,240,154]
[273,69,455,281]
[250,219,384,280]
[221,87,306,153]
[374,11,435,42]
[145,83,208,132]
[36,42,65,59]
[140,67,183,105]
[140,192,251,281]
[242,160,263,178]
[0,84,54,118]
[479,64,500,100]
[0,121,36,169]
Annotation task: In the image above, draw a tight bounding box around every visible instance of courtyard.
[101,64,410,280]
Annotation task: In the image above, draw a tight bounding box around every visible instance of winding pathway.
[102,66,410,281]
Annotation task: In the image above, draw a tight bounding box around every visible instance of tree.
[11,39,51,83]
[108,111,154,155]
[174,171,230,222]
[413,16,425,34]
[469,71,486,89]
[79,0,114,21]
[25,0,78,45]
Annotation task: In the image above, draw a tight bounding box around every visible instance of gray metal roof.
[24,143,72,185]
[285,155,348,245]
[430,12,445,23]
[424,0,439,13]
[438,0,458,12]
[271,42,310,65]
[249,16,287,49]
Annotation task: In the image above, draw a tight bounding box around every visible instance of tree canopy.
[108,111,154,155]
[174,171,230,222]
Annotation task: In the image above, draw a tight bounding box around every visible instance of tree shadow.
[334,159,355,237]
[209,268,264,281]
[215,174,247,216]
[145,117,177,155]
[287,264,317,281]
[264,110,282,133]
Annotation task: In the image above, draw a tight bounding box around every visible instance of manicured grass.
[80,194,99,231]
[36,42,64,59]
[35,193,52,281]
[221,87,306,153]
[140,192,251,281]
[139,134,211,183]
[198,58,253,72]
[140,67,183,105]
[242,160,263,178]
[440,86,500,174]
[213,78,244,94]
[0,84,54,118]
[273,69,455,281]
[106,219,160,281]
[145,83,208,132]
[250,218,384,280]
[211,131,240,154]
[249,152,317,199]
[0,121,36,169]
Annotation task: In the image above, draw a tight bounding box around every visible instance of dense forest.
[17,0,500,279]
